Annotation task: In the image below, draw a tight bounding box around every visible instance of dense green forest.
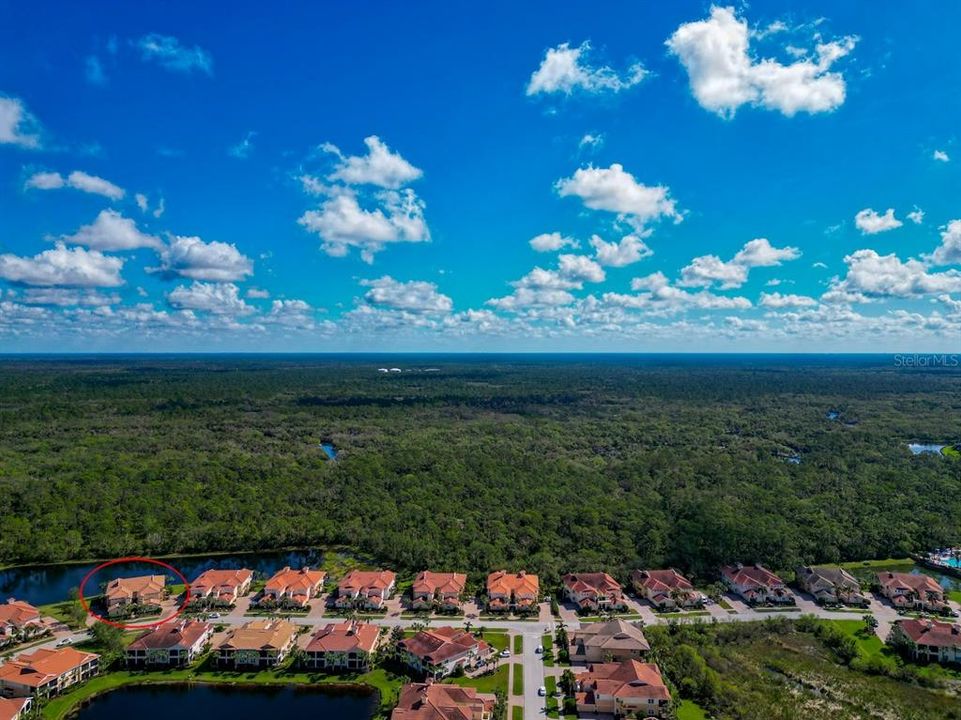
[0,355,959,583]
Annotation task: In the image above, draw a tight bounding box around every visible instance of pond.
[319,442,338,460]
[70,683,376,720]
[907,442,946,455]
[0,549,325,606]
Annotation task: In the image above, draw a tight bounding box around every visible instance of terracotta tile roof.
[577,660,670,701]
[190,568,253,599]
[0,697,30,720]
[264,567,326,597]
[631,569,693,593]
[338,570,396,593]
[486,570,538,597]
[412,572,467,596]
[219,619,297,652]
[877,572,944,595]
[392,682,494,720]
[105,575,165,602]
[721,564,783,588]
[400,626,490,665]
[0,647,98,688]
[895,618,961,648]
[563,572,622,595]
[0,599,41,628]
[306,621,379,654]
[128,620,211,651]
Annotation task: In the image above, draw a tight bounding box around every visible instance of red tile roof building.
[304,621,380,671]
[189,568,253,606]
[877,572,947,613]
[104,575,166,615]
[391,681,494,720]
[570,619,650,663]
[0,600,42,639]
[262,566,326,608]
[562,572,626,613]
[485,570,538,613]
[631,569,703,610]
[0,647,99,697]
[399,626,492,678]
[889,618,961,666]
[720,564,793,605]
[575,660,671,718]
[334,570,397,610]
[411,572,467,611]
[0,697,31,720]
[125,620,212,667]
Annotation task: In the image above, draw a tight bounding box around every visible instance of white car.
[534,645,543,654]
[208,612,221,619]
[56,638,72,647]
[499,649,511,658]
[537,686,547,697]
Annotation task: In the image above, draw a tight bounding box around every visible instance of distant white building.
[389,368,402,373]
[377,368,389,373]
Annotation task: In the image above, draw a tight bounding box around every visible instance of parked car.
[537,686,547,697]
[499,649,510,658]
[56,638,71,647]
[208,612,221,619]
[534,645,543,654]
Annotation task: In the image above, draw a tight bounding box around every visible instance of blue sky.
[2,1,961,352]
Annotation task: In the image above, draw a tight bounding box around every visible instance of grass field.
[512,707,524,720]
[444,664,508,696]
[512,664,524,696]
[513,634,523,654]
[481,631,509,652]
[677,699,709,720]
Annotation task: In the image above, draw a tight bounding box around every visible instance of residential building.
[720,564,793,605]
[303,621,380,671]
[391,681,494,720]
[889,618,961,666]
[795,566,868,606]
[877,572,948,613]
[334,570,396,610]
[0,647,99,697]
[574,660,671,718]
[563,573,626,613]
[485,570,539,613]
[104,575,166,616]
[215,619,297,668]
[631,569,703,610]
[189,568,253,606]
[398,626,492,678]
[0,600,42,641]
[262,566,326,608]
[125,620,212,667]
[0,697,31,720]
[411,571,467,612]
[570,619,650,663]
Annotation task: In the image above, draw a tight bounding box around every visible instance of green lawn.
[445,664,508,696]
[480,631,509,652]
[512,707,524,720]
[542,633,553,651]
[677,699,709,720]
[513,634,523,654]
[947,589,961,604]
[941,445,960,458]
[512,664,524,696]
[832,558,914,571]
[37,600,85,628]
[42,663,404,720]
[826,619,885,656]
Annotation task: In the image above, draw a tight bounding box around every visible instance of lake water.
[0,549,325,606]
[907,443,946,455]
[71,683,376,720]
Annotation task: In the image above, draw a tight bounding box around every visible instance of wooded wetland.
[0,354,958,585]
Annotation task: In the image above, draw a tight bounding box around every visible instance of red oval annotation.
[78,556,191,630]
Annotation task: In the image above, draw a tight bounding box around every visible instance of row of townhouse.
[0,647,99,699]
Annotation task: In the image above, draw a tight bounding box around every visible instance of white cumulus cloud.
[666,6,857,118]
[60,210,162,251]
[555,163,681,230]
[529,232,578,252]
[324,136,423,189]
[167,282,254,315]
[25,170,124,199]
[0,243,125,287]
[589,233,652,267]
[526,41,648,96]
[361,276,453,314]
[155,235,254,282]
[854,208,902,235]
[0,96,42,148]
[680,238,800,288]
